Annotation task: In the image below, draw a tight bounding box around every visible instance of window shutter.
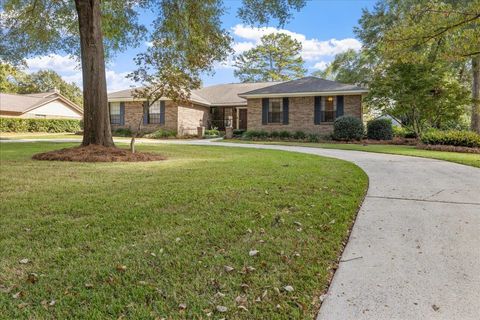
[160,101,166,125]
[314,96,321,124]
[282,97,289,125]
[336,96,344,118]
[143,101,149,125]
[262,98,269,125]
[120,102,125,125]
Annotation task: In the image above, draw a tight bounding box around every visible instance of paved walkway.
[2,139,479,319]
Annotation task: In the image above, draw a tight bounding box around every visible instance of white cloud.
[231,24,361,62]
[313,61,329,70]
[26,54,80,73]
[215,24,361,73]
[24,54,136,92]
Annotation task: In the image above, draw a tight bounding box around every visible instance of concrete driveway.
[2,139,479,319]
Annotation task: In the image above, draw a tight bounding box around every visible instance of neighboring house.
[0,91,83,119]
[108,76,367,136]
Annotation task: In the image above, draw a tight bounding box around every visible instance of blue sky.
[25,0,376,92]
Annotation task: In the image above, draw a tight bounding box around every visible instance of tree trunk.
[75,0,114,147]
[472,55,480,134]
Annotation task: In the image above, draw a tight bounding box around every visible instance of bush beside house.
[333,116,364,141]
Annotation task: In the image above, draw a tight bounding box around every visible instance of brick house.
[107,76,367,136]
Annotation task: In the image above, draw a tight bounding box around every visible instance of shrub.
[144,129,177,139]
[279,130,291,139]
[421,130,480,148]
[293,130,307,140]
[307,133,321,143]
[205,129,220,136]
[242,130,269,139]
[393,126,417,138]
[112,128,132,137]
[233,129,245,137]
[332,116,364,141]
[269,131,279,138]
[0,117,81,133]
[367,118,393,140]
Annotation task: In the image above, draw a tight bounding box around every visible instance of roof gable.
[0,92,83,115]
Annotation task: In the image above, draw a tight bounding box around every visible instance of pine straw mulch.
[32,145,166,162]
[416,144,480,154]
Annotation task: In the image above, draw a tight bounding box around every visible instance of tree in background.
[361,0,480,133]
[1,64,83,106]
[234,33,306,82]
[368,62,469,135]
[1,0,306,149]
[312,49,372,86]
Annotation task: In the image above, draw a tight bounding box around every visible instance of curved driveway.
[202,142,480,320]
[3,139,480,319]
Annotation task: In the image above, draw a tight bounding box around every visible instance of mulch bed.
[32,145,166,162]
[416,144,480,154]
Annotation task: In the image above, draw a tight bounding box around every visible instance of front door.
[238,109,247,130]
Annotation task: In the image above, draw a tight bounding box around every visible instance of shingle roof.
[0,92,83,114]
[108,82,282,106]
[238,76,367,97]
[191,82,282,106]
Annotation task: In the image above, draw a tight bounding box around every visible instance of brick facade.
[246,95,362,135]
[111,101,209,136]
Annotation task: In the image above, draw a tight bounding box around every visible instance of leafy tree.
[0,63,28,93]
[1,0,306,148]
[1,64,83,106]
[238,0,307,26]
[234,33,306,82]
[312,49,372,86]
[358,0,480,133]
[368,62,470,135]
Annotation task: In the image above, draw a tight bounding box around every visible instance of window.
[110,102,121,125]
[268,98,283,123]
[148,101,162,124]
[322,96,336,122]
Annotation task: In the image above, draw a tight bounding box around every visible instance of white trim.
[238,90,368,99]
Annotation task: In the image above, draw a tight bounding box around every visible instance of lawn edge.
[215,139,480,169]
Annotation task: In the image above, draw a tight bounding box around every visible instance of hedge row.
[421,130,480,148]
[0,117,81,133]
[242,130,323,142]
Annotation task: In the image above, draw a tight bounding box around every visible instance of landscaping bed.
[0,142,367,319]
[32,145,166,162]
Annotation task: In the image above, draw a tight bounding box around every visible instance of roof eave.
[238,90,369,99]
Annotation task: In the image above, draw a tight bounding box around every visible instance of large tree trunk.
[75,0,114,147]
[472,55,480,134]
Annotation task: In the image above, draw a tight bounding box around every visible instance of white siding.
[24,101,82,119]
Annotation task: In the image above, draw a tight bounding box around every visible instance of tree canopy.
[0,64,83,107]
[234,33,306,82]
[0,0,307,147]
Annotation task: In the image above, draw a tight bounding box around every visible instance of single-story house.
[107,76,368,136]
[0,91,83,119]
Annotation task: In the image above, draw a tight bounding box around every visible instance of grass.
[220,140,480,168]
[0,133,80,140]
[0,142,367,319]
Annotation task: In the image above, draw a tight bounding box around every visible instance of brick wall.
[247,95,362,135]
[111,100,209,136]
[177,103,210,136]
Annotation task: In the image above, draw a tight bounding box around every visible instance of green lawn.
[220,140,480,168]
[0,142,367,319]
[0,133,80,140]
